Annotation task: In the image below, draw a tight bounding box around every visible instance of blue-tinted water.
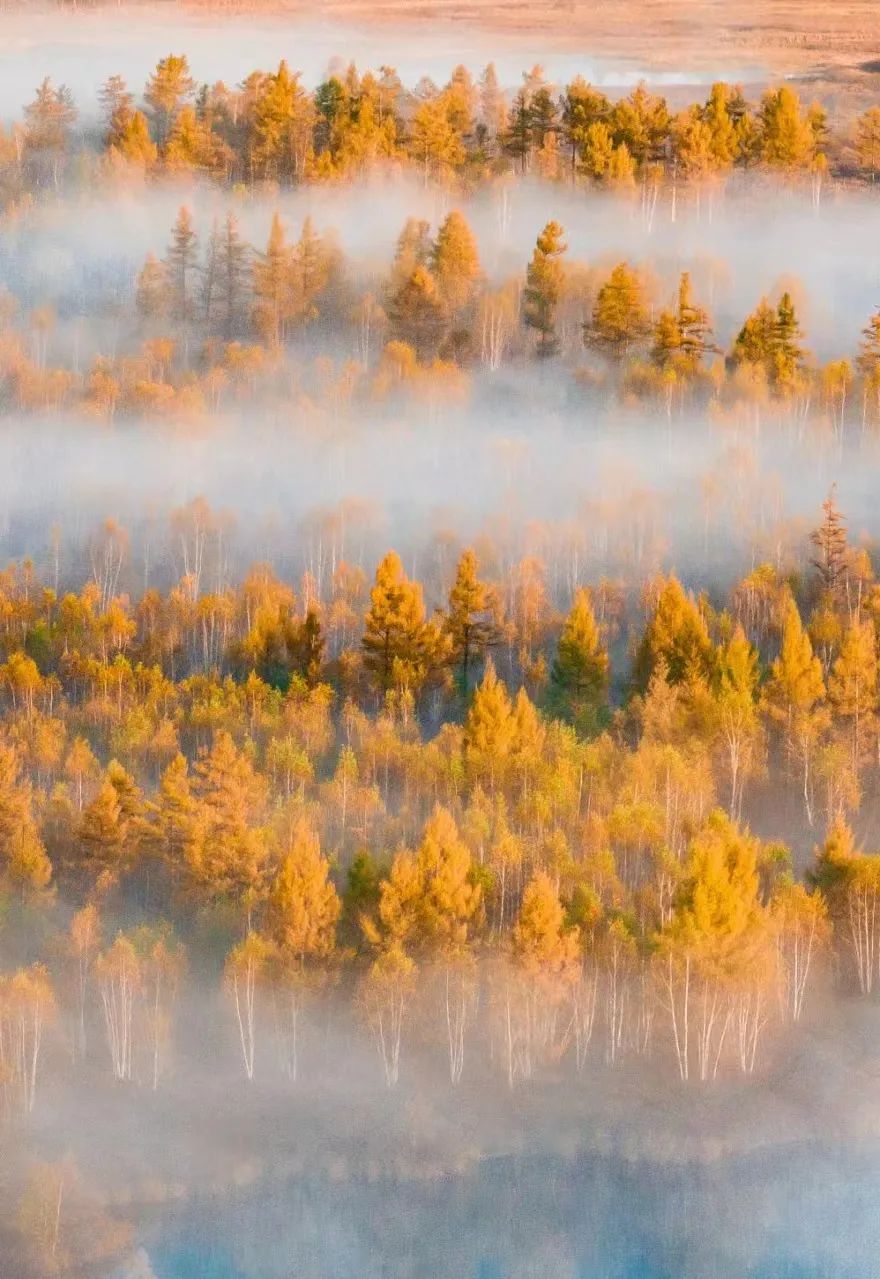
[143,1144,880,1279]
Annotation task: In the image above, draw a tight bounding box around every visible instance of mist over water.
[140,1144,880,1278]
[27,977,880,1279]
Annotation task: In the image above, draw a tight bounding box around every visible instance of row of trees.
[11,57,880,196]
[0,501,878,1105]
[0,496,873,783]
[2,784,876,1106]
[5,201,880,429]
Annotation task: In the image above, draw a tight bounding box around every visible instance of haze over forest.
[5,4,880,1277]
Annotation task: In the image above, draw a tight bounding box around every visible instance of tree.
[362,551,439,692]
[387,264,446,361]
[292,605,325,686]
[715,625,763,820]
[560,77,610,178]
[109,109,157,168]
[523,220,567,357]
[577,122,636,186]
[23,78,77,187]
[821,358,853,442]
[289,216,338,330]
[213,212,251,338]
[94,934,139,1081]
[656,811,769,1081]
[828,618,877,774]
[266,823,340,965]
[513,871,579,972]
[814,817,880,995]
[77,769,132,892]
[609,83,670,166]
[164,104,226,174]
[504,87,533,173]
[264,823,340,1080]
[550,588,609,731]
[98,74,132,139]
[505,871,580,1086]
[415,806,483,952]
[579,121,613,178]
[144,54,196,147]
[414,805,483,1082]
[702,82,739,168]
[147,753,195,892]
[478,62,508,147]
[67,903,100,1061]
[530,85,559,165]
[731,298,777,371]
[635,576,715,690]
[185,731,270,910]
[140,927,185,1090]
[251,61,314,181]
[443,548,498,691]
[855,105,880,180]
[730,292,805,389]
[764,595,828,823]
[252,212,293,345]
[585,262,650,362]
[225,930,274,1080]
[431,210,482,319]
[758,86,817,169]
[165,206,200,324]
[362,803,483,1087]
[651,272,717,373]
[135,253,170,324]
[13,1158,131,1273]
[463,659,517,789]
[0,966,55,1112]
[410,96,465,182]
[359,944,415,1087]
[390,217,432,286]
[773,290,806,387]
[770,879,828,1022]
[672,109,715,181]
[810,489,849,605]
[0,742,53,901]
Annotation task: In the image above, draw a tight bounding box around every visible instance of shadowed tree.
[524,221,566,357]
[550,588,609,731]
[443,549,499,692]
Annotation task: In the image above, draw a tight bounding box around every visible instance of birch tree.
[0,965,55,1115]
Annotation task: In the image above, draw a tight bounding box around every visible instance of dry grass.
[179,0,880,77]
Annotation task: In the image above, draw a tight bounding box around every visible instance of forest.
[3,55,880,428]
[4,40,880,1279]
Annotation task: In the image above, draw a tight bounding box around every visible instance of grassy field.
[178,0,880,74]
[172,0,880,119]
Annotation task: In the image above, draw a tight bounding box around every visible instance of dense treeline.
[7,54,880,197]
[0,492,878,1132]
[8,60,880,432]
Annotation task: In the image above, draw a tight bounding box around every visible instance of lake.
[139,1142,880,1278]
